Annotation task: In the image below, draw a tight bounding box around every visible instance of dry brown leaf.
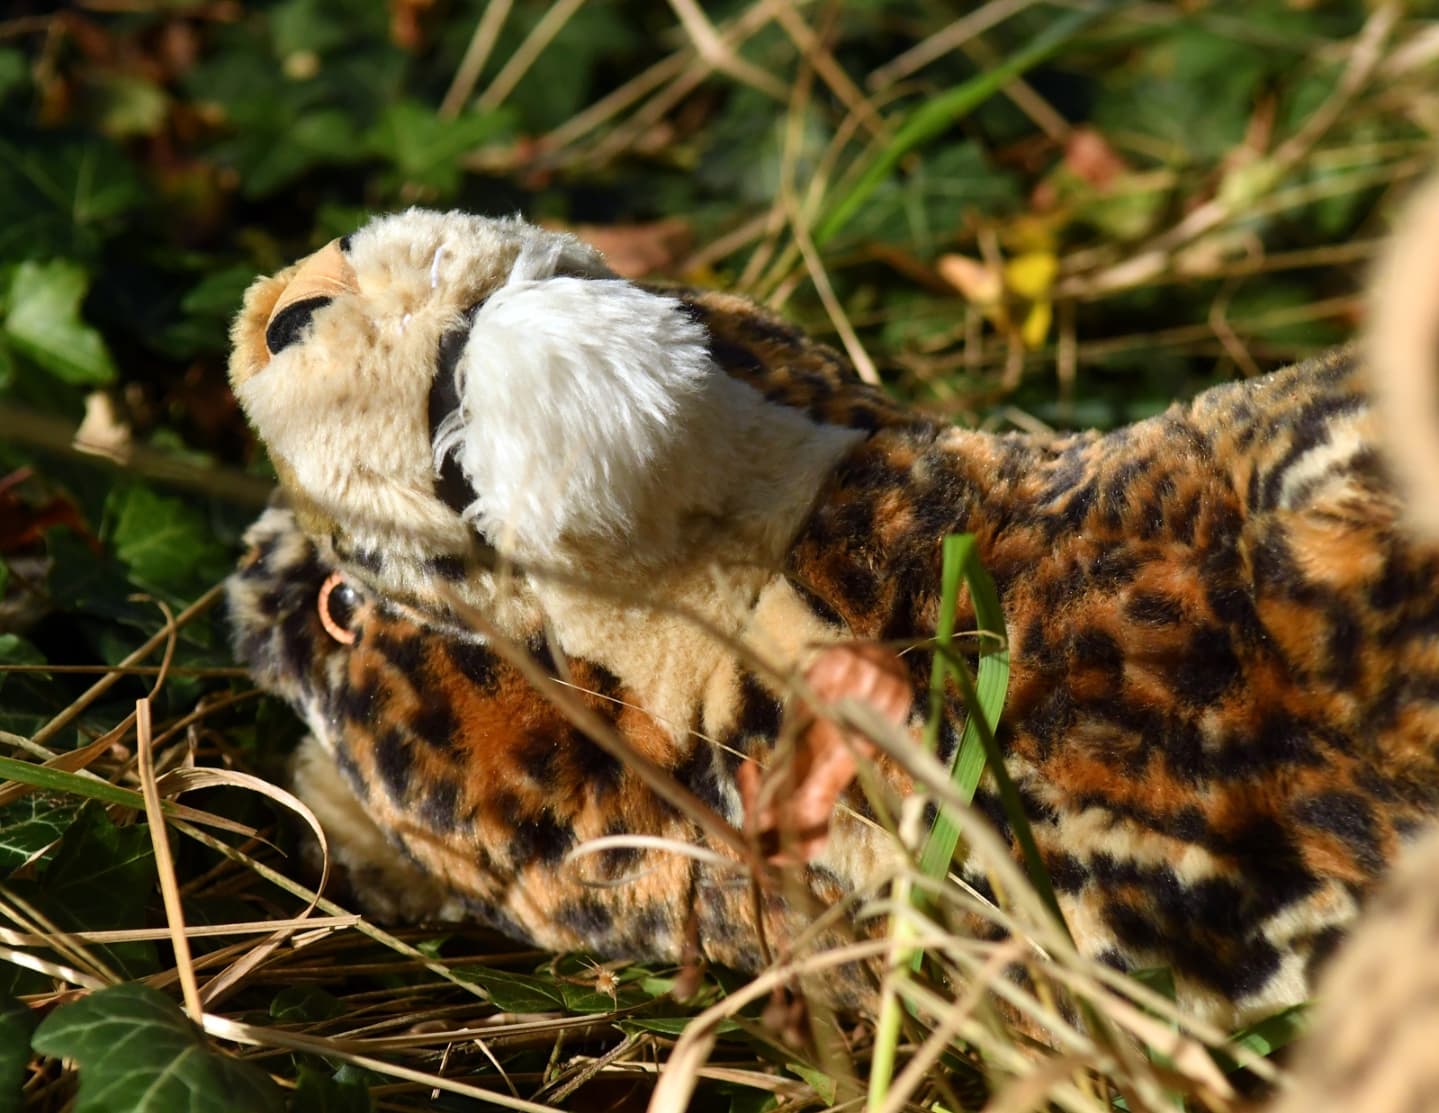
[740,642,912,864]
[567,218,695,279]
[1062,126,1130,190]
[937,253,1003,306]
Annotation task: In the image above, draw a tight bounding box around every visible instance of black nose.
[265,295,333,355]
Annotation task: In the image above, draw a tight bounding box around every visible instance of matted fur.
[228,208,1439,1029]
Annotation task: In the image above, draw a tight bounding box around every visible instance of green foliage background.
[0,0,1433,1109]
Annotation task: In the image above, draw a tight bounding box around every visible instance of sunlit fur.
[1270,172,1439,1113]
[229,208,1439,1030]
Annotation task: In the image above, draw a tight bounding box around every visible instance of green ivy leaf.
[0,134,147,258]
[180,265,260,319]
[0,632,43,674]
[451,966,566,1012]
[269,985,345,1023]
[619,1017,743,1037]
[290,1064,373,1113]
[0,794,77,872]
[3,261,116,385]
[227,110,365,199]
[16,804,158,978]
[42,806,154,925]
[369,102,511,195]
[108,486,230,600]
[31,983,284,1113]
[96,74,170,140]
[0,633,55,738]
[0,49,24,105]
[0,993,37,1113]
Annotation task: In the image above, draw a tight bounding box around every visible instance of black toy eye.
[266,295,333,356]
[318,571,360,645]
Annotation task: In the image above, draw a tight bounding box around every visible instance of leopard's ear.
[431,259,713,558]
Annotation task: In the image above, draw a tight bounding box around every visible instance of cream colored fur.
[232,208,867,732]
[1368,170,1439,539]
[232,211,613,593]
[433,236,714,557]
[291,735,467,923]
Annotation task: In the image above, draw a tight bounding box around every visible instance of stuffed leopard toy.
[225,208,1439,1031]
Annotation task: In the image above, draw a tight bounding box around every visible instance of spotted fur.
[230,504,876,1001]
[227,209,1439,1028]
[1270,822,1439,1113]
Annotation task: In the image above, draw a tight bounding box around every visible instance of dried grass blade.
[135,697,203,1022]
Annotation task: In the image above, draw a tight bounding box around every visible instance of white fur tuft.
[432,273,713,556]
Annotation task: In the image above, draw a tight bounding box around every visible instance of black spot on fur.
[446,638,500,693]
[1088,548,1140,590]
[349,547,383,574]
[1257,392,1365,511]
[1228,713,1325,776]
[1212,816,1320,914]
[428,307,483,518]
[1322,602,1362,689]
[1046,852,1089,894]
[374,728,413,802]
[1304,925,1348,979]
[422,778,459,830]
[266,296,332,355]
[708,336,764,376]
[1072,629,1123,677]
[410,701,461,754]
[1096,948,1131,973]
[371,628,424,677]
[735,674,782,741]
[558,898,615,938]
[1126,591,1184,626]
[512,638,553,678]
[571,734,625,797]
[511,810,575,865]
[1295,791,1383,874]
[335,670,380,723]
[518,727,562,783]
[1176,626,1240,705]
[672,741,725,812]
[279,605,317,680]
[424,553,468,581]
[597,833,644,877]
[787,578,847,630]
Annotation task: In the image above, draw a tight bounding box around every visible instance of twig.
[867,0,1039,91]
[136,697,204,1023]
[0,402,273,506]
[439,0,514,118]
[772,0,887,140]
[786,197,881,384]
[1057,1,1401,298]
[667,0,789,101]
[477,0,587,111]
[30,583,225,751]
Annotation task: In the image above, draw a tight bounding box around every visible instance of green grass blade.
[813,6,1103,248]
[0,754,147,811]
[917,534,1008,881]
[913,533,1070,941]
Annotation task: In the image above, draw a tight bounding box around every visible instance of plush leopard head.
[229,210,867,631]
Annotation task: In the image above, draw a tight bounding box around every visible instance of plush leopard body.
[226,210,1439,1028]
[1271,821,1439,1113]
